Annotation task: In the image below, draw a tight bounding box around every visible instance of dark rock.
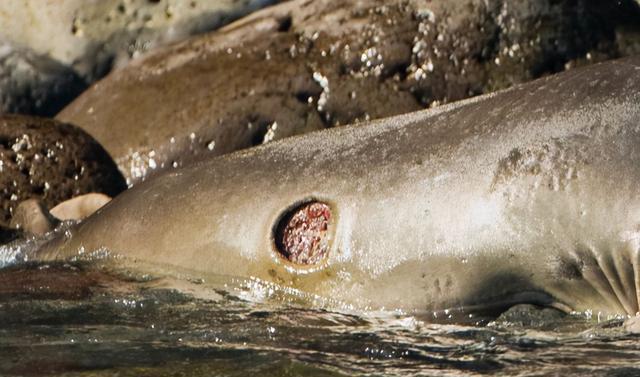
[57,0,640,182]
[0,225,21,244]
[0,43,86,117]
[0,114,126,228]
[494,304,566,329]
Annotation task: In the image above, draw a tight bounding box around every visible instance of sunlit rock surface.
[0,0,279,83]
[56,0,640,182]
[0,115,126,229]
[0,0,279,117]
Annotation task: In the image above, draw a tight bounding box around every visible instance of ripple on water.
[0,261,638,376]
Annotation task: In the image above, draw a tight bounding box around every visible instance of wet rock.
[0,43,86,117]
[50,193,111,221]
[494,304,566,329]
[57,0,640,183]
[9,193,110,236]
[0,0,280,84]
[0,225,21,244]
[0,115,126,228]
[9,198,58,236]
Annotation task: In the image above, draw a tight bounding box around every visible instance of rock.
[9,198,58,236]
[50,193,111,221]
[9,193,110,236]
[0,42,86,117]
[0,225,21,244]
[56,0,640,183]
[0,115,126,229]
[493,304,566,329]
[0,0,280,84]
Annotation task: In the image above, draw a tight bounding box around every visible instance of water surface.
[0,260,639,377]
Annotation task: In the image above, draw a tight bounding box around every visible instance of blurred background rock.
[54,0,640,181]
[0,0,279,116]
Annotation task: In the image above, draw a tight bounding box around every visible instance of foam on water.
[0,243,25,268]
[0,220,78,268]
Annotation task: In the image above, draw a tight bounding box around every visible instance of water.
[0,261,639,377]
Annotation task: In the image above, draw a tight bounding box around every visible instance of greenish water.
[0,261,639,377]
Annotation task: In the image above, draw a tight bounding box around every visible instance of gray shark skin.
[37,57,640,319]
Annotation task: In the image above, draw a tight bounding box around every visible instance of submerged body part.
[37,57,640,319]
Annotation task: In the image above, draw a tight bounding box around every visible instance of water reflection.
[0,262,638,376]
